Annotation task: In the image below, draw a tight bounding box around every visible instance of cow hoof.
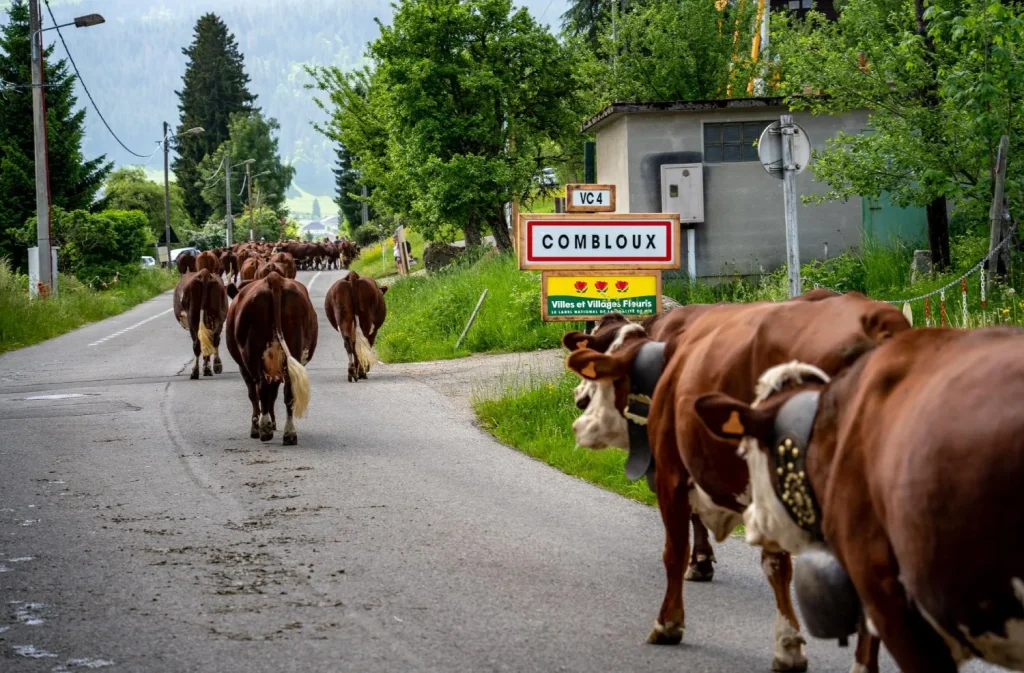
[203,367,213,377]
[283,433,297,446]
[250,425,260,439]
[646,620,683,645]
[190,370,200,380]
[772,636,808,672]
[772,658,808,673]
[358,371,367,380]
[685,560,715,582]
[214,361,223,375]
[260,431,274,442]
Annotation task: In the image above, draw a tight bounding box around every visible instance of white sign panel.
[517,215,681,270]
[571,188,612,208]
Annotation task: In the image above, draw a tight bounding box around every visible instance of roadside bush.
[22,208,151,288]
[353,223,383,247]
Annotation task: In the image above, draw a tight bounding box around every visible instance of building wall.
[595,115,629,209]
[599,106,870,279]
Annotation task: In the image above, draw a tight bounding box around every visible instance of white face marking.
[688,485,744,542]
[572,379,628,449]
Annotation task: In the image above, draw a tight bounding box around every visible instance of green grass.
[285,184,337,220]
[376,251,583,363]
[473,371,656,506]
[0,261,178,354]
[349,230,427,280]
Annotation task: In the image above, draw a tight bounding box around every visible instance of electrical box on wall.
[660,163,704,225]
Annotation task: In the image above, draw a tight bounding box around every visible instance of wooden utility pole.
[29,0,53,295]
[224,153,233,246]
[162,121,173,266]
[987,134,1010,293]
[246,163,255,242]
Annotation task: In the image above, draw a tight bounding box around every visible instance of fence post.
[987,134,1010,294]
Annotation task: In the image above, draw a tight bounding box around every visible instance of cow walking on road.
[172,268,229,379]
[324,271,387,382]
[226,271,317,445]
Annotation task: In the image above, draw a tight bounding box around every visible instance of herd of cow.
[171,238,387,444]
[563,289,1024,673]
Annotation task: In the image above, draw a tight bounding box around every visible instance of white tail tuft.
[279,333,310,418]
[354,317,377,373]
[753,360,830,405]
[198,310,216,357]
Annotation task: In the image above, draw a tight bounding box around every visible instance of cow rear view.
[226,271,318,445]
[172,269,229,379]
[324,270,388,382]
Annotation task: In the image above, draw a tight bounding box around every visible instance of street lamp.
[162,124,203,267]
[28,3,105,296]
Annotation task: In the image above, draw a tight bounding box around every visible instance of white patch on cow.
[572,379,629,450]
[741,436,819,554]
[958,619,1024,670]
[849,664,870,673]
[772,612,808,672]
[284,417,296,435]
[259,413,272,435]
[866,617,879,638]
[688,484,744,542]
[177,311,188,329]
[573,379,596,408]
[753,360,831,406]
[300,349,310,366]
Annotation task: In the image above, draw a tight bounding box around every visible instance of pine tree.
[172,13,257,226]
[333,142,367,231]
[311,197,321,220]
[0,0,111,269]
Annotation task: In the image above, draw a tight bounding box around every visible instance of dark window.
[702,121,771,164]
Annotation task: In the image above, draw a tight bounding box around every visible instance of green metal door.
[862,192,928,245]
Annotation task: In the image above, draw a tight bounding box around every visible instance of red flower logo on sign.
[615,280,629,293]
[595,281,609,294]
[574,281,588,293]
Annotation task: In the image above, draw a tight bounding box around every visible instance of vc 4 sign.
[516,213,681,271]
[566,184,616,212]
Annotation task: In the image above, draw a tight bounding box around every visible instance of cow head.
[693,361,832,555]
[562,312,634,410]
[564,322,648,450]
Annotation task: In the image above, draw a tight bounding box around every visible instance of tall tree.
[172,13,257,226]
[770,0,1024,270]
[197,111,295,221]
[311,197,321,219]
[0,0,111,269]
[332,142,367,232]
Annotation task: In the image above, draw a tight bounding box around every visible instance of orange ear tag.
[580,362,597,379]
[722,411,745,435]
[577,339,589,351]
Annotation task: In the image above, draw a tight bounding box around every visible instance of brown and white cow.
[324,270,388,382]
[176,251,197,275]
[693,326,1024,673]
[225,272,318,445]
[196,250,221,275]
[172,268,229,379]
[564,292,908,671]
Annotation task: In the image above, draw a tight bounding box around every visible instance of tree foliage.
[0,0,112,270]
[197,111,295,220]
[770,0,1024,267]
[310,0,585,250]
[98,167,191,242]
[172,13,257,226]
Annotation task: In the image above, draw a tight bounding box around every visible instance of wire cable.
[43,0,159,158]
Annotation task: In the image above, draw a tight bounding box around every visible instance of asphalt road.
[0,269,995,672]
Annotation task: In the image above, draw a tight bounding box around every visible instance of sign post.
[758,116,811,298]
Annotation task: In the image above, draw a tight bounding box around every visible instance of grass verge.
[349,230,426,280]
[376,251,582,363]
[0,261,178,354]
[473,371,656,506]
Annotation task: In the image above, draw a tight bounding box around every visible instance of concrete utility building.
[584,97,926,281]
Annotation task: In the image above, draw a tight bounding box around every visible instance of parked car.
[537,167,558,187]
[170,247,201,263]
[140,256,156,268]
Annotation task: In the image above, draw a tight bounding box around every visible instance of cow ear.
[693,393,776,443]
[562,331,591,352]
[566,348,628,381]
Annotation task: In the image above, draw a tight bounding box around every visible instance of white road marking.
[306,270,323,292]
[24,394,86,401]
[88,308,173,347]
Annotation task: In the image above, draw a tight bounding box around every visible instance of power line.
[43,0,158,159]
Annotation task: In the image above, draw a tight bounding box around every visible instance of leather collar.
[771,390,824,540]
[623,342,665,491]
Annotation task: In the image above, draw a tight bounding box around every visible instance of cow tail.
[197,271,216,357]
[349,271,377,374]
[268,272,311,418]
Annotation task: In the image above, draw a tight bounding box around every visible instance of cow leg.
[267,381,279,431]
[282,379,297,446]
[850,619,880,673]
[213,331,223,375]
[648,474,690,645]
[764,550,808,672]
[343,333,357,383]
[685,513,715,582]
[203,353,213,377]
[190,336,201,380]
[243,373,260,439]
[258,382,277,442]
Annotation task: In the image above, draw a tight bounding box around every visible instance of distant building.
[584,97,926,281]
